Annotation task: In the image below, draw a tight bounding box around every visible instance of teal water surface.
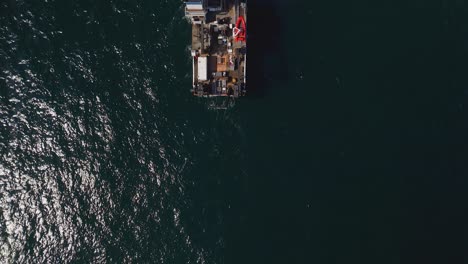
[1,0,468,263]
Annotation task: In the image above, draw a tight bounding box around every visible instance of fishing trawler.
[185,0,247,97]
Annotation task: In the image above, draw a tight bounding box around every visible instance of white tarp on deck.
[197,56,208,81]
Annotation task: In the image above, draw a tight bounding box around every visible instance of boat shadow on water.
[246,0,288,99]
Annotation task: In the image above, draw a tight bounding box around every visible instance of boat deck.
[187,0,247,98]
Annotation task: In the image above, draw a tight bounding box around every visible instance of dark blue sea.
[1,0,468,263]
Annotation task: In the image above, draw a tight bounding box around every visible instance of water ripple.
[0,1,236,263]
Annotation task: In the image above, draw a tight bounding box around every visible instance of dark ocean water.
[1,0,468,263]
